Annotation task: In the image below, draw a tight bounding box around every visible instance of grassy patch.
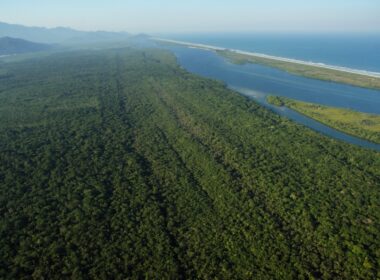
[219,50,380,90]
[269,96,380,143]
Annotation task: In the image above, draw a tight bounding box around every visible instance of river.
[160,44,380,152]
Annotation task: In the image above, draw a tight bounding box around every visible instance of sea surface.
[159,44,380,151]
[159,33,380,72]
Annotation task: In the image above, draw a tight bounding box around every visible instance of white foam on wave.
[154,38,380,79]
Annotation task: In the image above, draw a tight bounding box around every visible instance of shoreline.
[266,96,380,146]
[231,87,380,151]
[153,37,380,79]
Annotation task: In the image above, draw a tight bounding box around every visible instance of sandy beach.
[154,38,380,79]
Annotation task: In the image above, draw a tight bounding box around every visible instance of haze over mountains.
[0,22,130,44]
[0,37,53,55]
[1,0,380,277]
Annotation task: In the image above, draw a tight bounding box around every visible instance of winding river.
[162,45,380,152]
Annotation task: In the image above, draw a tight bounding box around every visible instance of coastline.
[153,37,380,79]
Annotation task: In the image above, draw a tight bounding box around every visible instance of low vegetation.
[218,50,380,90]
[0,48,379,279]
[266,95,284,106]
[268,96,380,144]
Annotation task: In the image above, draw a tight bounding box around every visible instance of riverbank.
[267,96,380,144]
[154,38,380,90]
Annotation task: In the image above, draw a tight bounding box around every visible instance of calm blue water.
[161,45,380,151]
[161,33,380,72]
[167,46,380,114]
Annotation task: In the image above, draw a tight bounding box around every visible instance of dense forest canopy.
[0,48,379,279]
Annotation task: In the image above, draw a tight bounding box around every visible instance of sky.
[0,0,380,33]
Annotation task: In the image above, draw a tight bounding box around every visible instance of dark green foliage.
[0,48,379,279]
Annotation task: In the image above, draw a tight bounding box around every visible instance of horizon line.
[2,21,380,35]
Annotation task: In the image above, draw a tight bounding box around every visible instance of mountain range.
[0,36,53,55]
[0,22,130,44]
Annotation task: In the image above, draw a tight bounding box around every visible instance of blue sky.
[1,0,379,33]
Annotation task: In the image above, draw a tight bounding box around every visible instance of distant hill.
[0,37,52,55]
[0,22,130,44]
[131,33,151,39]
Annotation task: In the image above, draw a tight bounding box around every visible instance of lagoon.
[163,45,380,151]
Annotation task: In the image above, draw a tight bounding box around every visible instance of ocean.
[160,33,380,72]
